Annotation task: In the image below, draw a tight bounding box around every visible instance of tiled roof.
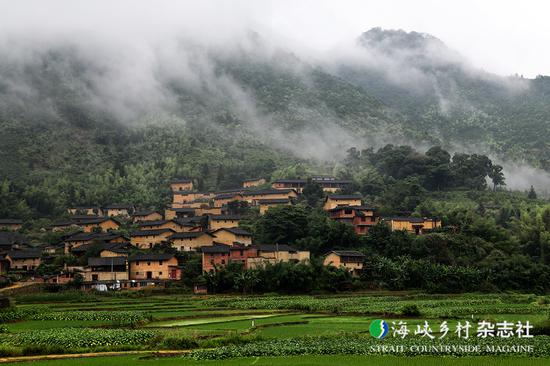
[130,229,174,237]
[129,253,175,261]
[329,250,365,257]
[7,249,41,259]
[0,219,23,225]
[200,244,230,253]
[88,256,127,266]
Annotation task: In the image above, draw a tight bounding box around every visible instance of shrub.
[0,296,11,309]
[160,336,199,350]
[200,333,264,348]
[21,345,67,356]
[401,304,421,317]
[0,344,21,357]
[533,320,550,336]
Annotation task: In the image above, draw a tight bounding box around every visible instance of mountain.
[0,28,549,216]
[0,37,409,215]
[335,28,550,168]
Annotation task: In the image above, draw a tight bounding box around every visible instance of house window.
[136,262,140,266]
[159,261,163,265]
[159,272,163,275]
[210,259,214,264]
[221,260,225,264]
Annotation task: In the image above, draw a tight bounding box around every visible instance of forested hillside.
[0,28,549,218]
[336,28,550,167]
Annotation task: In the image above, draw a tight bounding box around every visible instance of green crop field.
[2,355,548,366]
[1,292,549,365]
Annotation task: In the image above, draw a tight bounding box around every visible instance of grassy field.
[2,355,547,366]
[0,292,548,365]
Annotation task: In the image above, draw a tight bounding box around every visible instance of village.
[0,177,441,292]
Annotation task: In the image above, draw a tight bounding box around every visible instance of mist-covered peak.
[357,27,464,69]
[359,27,442,51]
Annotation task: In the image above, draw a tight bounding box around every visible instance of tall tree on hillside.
[254,205,309,244]
[528,186,538,199]
[302,179,324,207]
[488,165,506,191]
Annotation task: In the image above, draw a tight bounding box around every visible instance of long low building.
[82,253,181,283]
[201,243,310,272]
[384,217,441,235]
[272,177,352,193]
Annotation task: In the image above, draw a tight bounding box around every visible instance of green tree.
[301,179,324,207]
[254,205,309,244]
[528,185,538,199]
[488,165,506,190]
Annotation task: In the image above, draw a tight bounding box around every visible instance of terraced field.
[0,292,548,365]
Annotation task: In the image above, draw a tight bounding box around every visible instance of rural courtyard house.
[130,229,175,249]
[385,217,442,235]
[80,217,121,233]
[195,206,223,216]
[128,253,181,280]
[245,244,310,269]
[242,178,266,188]
[84,256,129,282]
[169,232,216,251]
[172,191,206,206]
[53,215,121,233]
[310,176,352,193]
[131,210,163,223]
[271,179,307,193]
[164,207,196,220]
[328,206,379,235]
[5,250,42,271]
[200,243,310,272]
[323,250,365,277]
[242,189,298,205]
[67,206,103,216]
[258,198,292,214]
[138,219,187,232]
[200,244,231,272]
[98,243,131,258]
[213,193,244,208]
[210,227,253,245]
[103,205,135,218]
[271,176,351,193]
[0,232,29,253]
[170,179,193,192]
[208,215,240,230]
[323,195,363,211]
[70,242,131,258]
[64,232,129,254]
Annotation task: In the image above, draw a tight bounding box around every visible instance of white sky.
[1,0,548,77]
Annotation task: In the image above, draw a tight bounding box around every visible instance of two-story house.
[323,250,365,277]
